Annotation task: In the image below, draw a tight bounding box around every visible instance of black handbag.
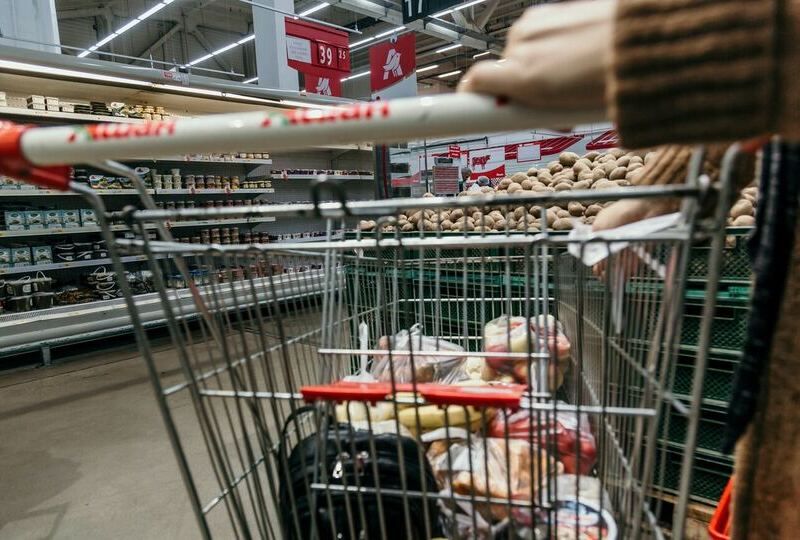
[278,406,441,540]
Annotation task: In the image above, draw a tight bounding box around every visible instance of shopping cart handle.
[0,121,71,190]
[301,381,525,409]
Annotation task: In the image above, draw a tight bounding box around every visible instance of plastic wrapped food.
[483,315,571,388]
[487,405,597,475]
[427,437,562,523]
[372,326,468,384]
[514,499,618,540]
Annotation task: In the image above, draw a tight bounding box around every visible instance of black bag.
[278,406,441,540]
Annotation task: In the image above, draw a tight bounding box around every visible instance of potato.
[481,215,496,228]
[582,151,600,162]
[573,162,591,176]
[553,217,573,230]
[401,222,414,231]
[480,186,494,194]
[609,166,628,180]
[626,169,643,182]
[507,182,523,194]
[439,220,453,230]
[529,206,543,217]
[614,179,631,187]
[573,180,591,190]
[584,204,603,217]
[592,167,607,181]
[627,162,644,172]
[559,152,579,167]
[494,218,507,230]
[513,206,526,220]
[597,154,616,164]
[516,221,527,231]
[593,179,617,190]
[507,217,517,229]
[488,210,504,221]
[527,167,538,177]
[498,178,512,190]
[423,192,434,198]
[742,186,758,198]
[732,215,756,226]
[584,216,596,225]
[568,202,585,216]
[556,209,570,219]
[608,148,625,158]
[616,155,631,168]
[629,155,644,165]
[644,152,656,165]
[409,210,422,223]
[450,208,464,221]
[510,172,528,184]
[466,206,480,215]
[558,169,576,182]
[545,209,558,227]
[730,199,754,219]
[359,220,375,231]
[521,178,534,190]
[552,182,571,191]
[602,161,619,176]
[547,161,563,174]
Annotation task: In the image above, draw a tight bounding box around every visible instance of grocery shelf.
[275,174,373,181]
[0,105,145,124]
[0,255,148,276]
[0,270,326,356]
[141,156,273,165]
[155,188,274,195]
[0,217,276,238]
[0,188,274,197]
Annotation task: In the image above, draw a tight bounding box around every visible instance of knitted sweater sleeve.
[609,0,800,147]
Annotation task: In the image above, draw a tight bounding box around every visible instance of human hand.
[458,0,615,110]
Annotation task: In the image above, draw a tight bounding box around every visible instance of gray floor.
[0,342,202,539]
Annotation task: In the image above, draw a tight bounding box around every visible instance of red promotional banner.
[468,147,505,179]
[285,19,350,79]
[448,144,461,158]
[304,74,342,97]
[369,34,416,93]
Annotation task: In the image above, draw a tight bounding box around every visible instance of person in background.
[460,0,799,537]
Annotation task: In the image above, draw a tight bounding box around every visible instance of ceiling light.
[297,2,329,17]
[437,69,462,78]
[0,59,150,86]
[187,53,214,66]
[472,50,492,59]
[185,33,254,67]
[212,42,239,56]
[341,71,369,82]
[416,64,439,73]
[77,0,178,58]
[349,36,374,48]
[238,34,256,45]
[435,43,462,54]
[432,0,485,18]
[244,77,258,83]
[374,26,405,39]
[280,99,339,109]
[152,84,223,96]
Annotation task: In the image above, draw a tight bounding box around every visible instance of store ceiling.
[54,0,534,93]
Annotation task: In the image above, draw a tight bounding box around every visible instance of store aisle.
[0,342,201,539]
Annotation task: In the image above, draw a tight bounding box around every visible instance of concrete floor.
[0,341,202,539]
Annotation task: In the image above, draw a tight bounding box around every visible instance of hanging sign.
[369,34,417,100]
[468,147,506,179]
[285,19,350,78]
[305,74,342,97]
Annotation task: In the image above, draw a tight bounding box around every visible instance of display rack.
[0,76,376,363]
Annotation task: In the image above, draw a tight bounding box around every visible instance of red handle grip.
[0,122,71,191]
[301,381,525,410]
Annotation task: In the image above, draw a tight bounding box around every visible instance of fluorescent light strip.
[432,0,486,18]
[373,26,405,39]
[437,69,462,78]
[185,33,255,67]
[243,77,258,83]
[472,50,492,59]
[349,36,374,48]
[297,2,329,17]
[77,0,177,58]
[435,43,462,54]
[341,71,369,82]
[415,64,439,74]
[0,59,150,87]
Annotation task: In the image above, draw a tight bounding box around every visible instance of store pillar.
[0,0,60,53]
[252,0,299,91]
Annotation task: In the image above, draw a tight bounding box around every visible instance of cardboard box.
[4,210,25,227]
[27,103,46,111]
[44,210,62,225]
[25,211,44,227]
[32,246,53,264]
[62,210,80,225]
[26,95,45,104]
[11,247,32,267]
[46,105,60,112]
[80,209,97,226]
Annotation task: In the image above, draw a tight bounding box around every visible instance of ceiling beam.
[131,22,184,63]
[189,28,235,76]
[474,0,500,29]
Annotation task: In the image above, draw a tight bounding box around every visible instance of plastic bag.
[482,315,571,388]
[372,325,468,384]
[514,499,618,540]
[427,437,561,523]
[487,404,597,475]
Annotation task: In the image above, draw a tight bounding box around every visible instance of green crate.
[654,446,732,504]
[672,351,740,404]
[659,403,733,455]
[680,291,749,354]
[687,227,752,284]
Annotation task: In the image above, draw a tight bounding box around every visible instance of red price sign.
[285,18,350,77]
[317,43,334,67]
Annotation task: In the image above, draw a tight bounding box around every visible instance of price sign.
[285,18,350,78]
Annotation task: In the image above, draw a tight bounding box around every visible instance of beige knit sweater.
[608,1,800,538]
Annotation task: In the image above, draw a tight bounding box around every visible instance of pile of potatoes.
[358,148,758,233]
[729,185,757,226]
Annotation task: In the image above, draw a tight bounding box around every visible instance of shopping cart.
[0,94,742,539]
